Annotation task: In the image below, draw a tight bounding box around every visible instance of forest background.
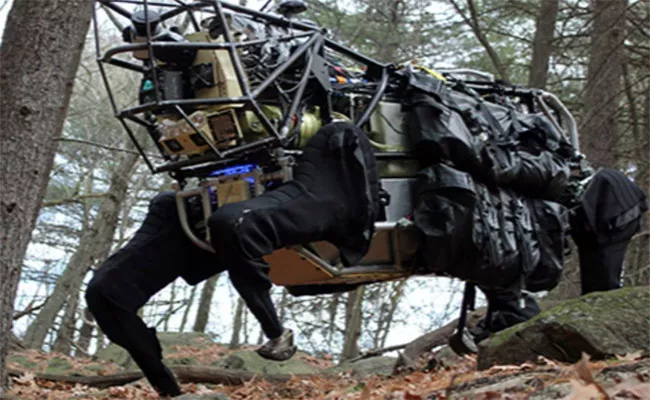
[0,0,648,395]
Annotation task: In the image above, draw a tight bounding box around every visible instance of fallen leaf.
[360,385,371,400]
[563,379,602,400]
[405,391,422,399]
[575,352,595,384]
[613,383,650,399]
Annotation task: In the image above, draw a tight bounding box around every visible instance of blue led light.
[209,164,257,177]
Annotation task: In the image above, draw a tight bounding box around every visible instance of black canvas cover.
[412,163,540,289]
[525,199,570,292]
[400,69,573,202]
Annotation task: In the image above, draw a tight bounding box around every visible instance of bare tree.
[0,0,92,392]
[193,274,220,333]
[22,151,140,349]
[529,0,560,89]
[340,286,364,361]
[580,0,628,168]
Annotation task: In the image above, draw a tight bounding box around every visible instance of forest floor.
[5,340,650,400]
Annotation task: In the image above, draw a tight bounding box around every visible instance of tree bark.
[622,61,649,286]
[528,0,560,89]
[327,293,340,345]
[179,285,197,332]
[0,0,92,393]
[393,308,486,372]
[379,280,406,349]
[52,291,79,355]
[580,0,627,168]
[76,307,95,354]
[164,281,178,332]
[7,365,311,389]
[22,152,139,349]
[193,274,220,333]
[340,286,364,362]
[229,298,245,349]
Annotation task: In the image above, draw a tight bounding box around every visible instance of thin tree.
[0,0,92,392]
[529,0,560,89]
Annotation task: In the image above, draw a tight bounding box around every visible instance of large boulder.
[211,350,320,375]
[95,332,214,367]
[327,356,398,378]
[477,286,650,370]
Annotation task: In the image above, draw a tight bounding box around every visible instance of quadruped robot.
[91,0,592,294]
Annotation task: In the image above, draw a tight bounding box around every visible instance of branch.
[42,193,108,208]
[13,301,47,321]
[346,343,408,363]
[8,365,314,389]
[447,0,511,81]
[393,307,486,373]
[57,137,164,159]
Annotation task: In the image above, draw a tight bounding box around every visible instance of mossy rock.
[7,354,38,370]
[95,332,213,366]
[167,357,200,366]
[327,356,398,378]
[45,356,73,375]
[211,350,319,375]
[477,286,650,370]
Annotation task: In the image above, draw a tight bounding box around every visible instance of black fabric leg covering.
[85,284,180,396]
[229,263,283,339]
[577,239,628,294]
[574,219,640,295]
[471,287,540,343]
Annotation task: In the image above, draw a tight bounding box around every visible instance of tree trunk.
[528,0,559,89]
[22,152,139,349]
[622,61,649,286]
[327,293,341,345]
[164,281,178,332]
[278,289,289,324]
[76,307,94,354]
[193,274,220,333]
[52,291,79,355]
[230,298,245,349]
[0,0,92,393]
[580,0,627,168]
[379,280,406,349]
[340,286,364,362]
[179,285,197,332]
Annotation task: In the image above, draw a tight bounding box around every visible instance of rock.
[95,332,214,366]
[45,356,73,375]
[478,286,650,370]
[210,350,319,375]
[328,356,398,378]
[7,354,38,370]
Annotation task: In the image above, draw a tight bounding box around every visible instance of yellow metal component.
[238,105,283,141]
[217,179,252,206]
[185,31,244,109]
[206,108,244,148]
[158,111,213,155]
[416,65,447,81]
[376,160,419,178]
[296,110,323,147]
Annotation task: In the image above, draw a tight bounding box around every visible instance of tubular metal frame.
[91,0,585,288]
[92,0,392,182]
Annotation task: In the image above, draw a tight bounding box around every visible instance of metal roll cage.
[91,0,582,267]
[92,0,393,183]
